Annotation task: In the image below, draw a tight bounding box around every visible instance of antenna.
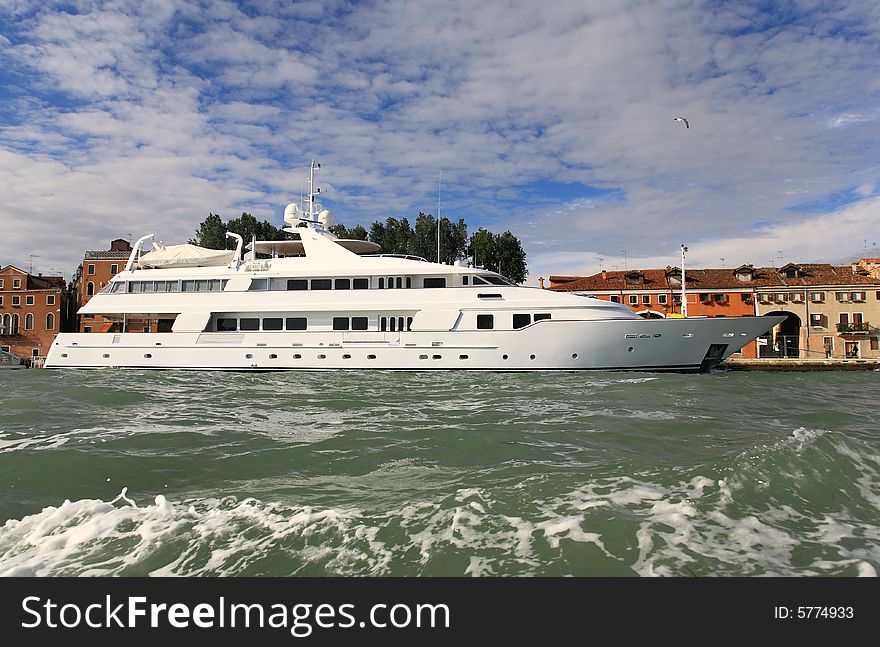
[620,249,628,272]
[720,257,725,267]
[681,244,688,318]
[437,171,442,263]
[29,254,39,275]
[596,257,605,272]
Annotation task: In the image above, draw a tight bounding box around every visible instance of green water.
[0,368,877,576]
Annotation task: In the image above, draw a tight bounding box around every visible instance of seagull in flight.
[674,116,689,129]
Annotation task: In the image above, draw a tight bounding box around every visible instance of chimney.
[601,270,607,280]
[539,276,545,289]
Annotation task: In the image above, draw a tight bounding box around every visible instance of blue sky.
[1,0,879,283]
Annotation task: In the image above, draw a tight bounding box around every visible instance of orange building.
[0,266,68,365]
[548,262,880,359]
[73,239,155,333]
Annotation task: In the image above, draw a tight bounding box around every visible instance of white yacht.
[45,162,782,372]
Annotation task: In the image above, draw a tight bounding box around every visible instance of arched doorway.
[637,310,665,319]
[762,310,801,358]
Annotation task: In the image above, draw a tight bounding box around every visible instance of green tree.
[189,213,226,248]
[329,223,368,240]
[412,213,469,264]
[494,231,527,284]
[468,228,496,271]
[369,217,414,255]
[190,212,291,249]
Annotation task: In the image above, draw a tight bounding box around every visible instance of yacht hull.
[45,316,782,372]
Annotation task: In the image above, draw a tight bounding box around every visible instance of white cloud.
[1,0,879,284]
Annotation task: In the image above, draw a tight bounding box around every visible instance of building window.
[83,326,92,333]
[642,295,651,305]
[699,293,710,303]
[0,296,3,306]
[835,292,848,302]
[311,279,332,290]
[12,295,20,306]
[851,291,866,302]
[477,314,494,330]
[13,278,21,289]
[513,314,531,329]
[810,313,826,328]
[46,313,55,330]
[87,264,95,275]
[423,277,446,288]
[25,313,34,330]
[658,294,668,305]
[46,295,55,305]
[351,317,368,331]
[810,292,824,303]
[0,279,3,288]
[713,294,726,303]
[610,295,620,303]
[32,348,39,358]
[110,264,118,274]
[332,317,350,331]
[286,317,307,330]
[839,313,849,325]
[871,337,879,351]
[628,295,638,305]
[353,279,368,290]
[86,282,95,296]
[25,295,34,305]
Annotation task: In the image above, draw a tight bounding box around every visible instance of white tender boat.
[46,162,782,372]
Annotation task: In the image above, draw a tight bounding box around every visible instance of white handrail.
[226,231,243,269]
[125,234,154,271]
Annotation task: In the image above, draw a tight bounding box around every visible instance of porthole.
[293,354,302,359]
[102,354,110,358]
[318,354,326,359]
[367,354,377,360]
[571,353,578,359]
[529,354,536,360]
[342,354,351,359]
[144,353,152,358]
[269,354,277,359]
[245,353,253,359]
[433,354,442,360]
[419,354,428,360]
[61,353,68,358]
[627,347,634,352]
[459,354,469,360]
[502,354,508,360]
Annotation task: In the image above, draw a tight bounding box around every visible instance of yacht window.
[534,313,551,322]
[352,317,368,331]
[472,277,490,285]
[287,279,308,290]
[406,277,412,288]
[216,318,237,332]
[286,317,307,330]
[239,318,260,331]
[481,276,510,285]
[380,317,387,331]
[477,314,494,330]
[387,277,394,288]
[424,278,446,288]
[353,278,369,290]
[335,279,350,290]
[389,317,396,332]
[406,317,413,331]
[263,318,283,331]
[462,276,469,285]
[396,277,402,289]
[333,317,350,331]
[378,278,384,289]
[513,314,531,329]
[398,317,405,332]
[311,279,332,290]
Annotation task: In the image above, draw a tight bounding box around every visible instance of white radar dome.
[283,203,302,225]
[318,209,334,229]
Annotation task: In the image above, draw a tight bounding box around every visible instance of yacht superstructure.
[45,162,782,372]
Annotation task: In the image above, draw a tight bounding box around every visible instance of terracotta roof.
[551,264,880,292]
